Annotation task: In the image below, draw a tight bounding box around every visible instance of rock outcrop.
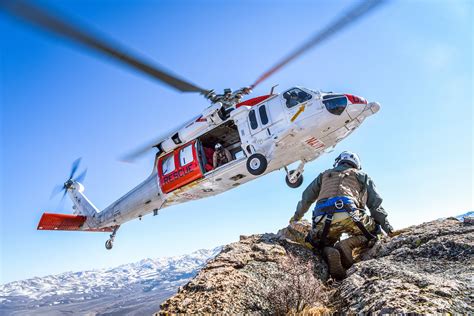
[333,217,474,313]
[159,218,474,314]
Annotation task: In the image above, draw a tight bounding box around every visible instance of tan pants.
[311,210,375,246]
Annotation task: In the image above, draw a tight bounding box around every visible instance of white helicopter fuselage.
[10,0,388,249]
[66,87,380,231]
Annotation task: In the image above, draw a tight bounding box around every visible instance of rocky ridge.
[159,217,474,314]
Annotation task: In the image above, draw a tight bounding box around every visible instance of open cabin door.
[158,140,204,193]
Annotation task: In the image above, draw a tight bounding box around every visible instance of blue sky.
[1,0,472,284]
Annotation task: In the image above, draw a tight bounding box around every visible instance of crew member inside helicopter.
[286,91,299,107]
[213,143,232,168]
[283,88,312,108]
[202,146,215,172]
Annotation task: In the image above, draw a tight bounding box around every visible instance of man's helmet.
[215,143,223,150]
[333,151,362,169]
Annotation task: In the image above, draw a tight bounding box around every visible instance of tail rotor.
[51,158,88,201]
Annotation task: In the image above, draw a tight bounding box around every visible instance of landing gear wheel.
[105,226,119,250]
[246,153,267,176]
[105,239,113,250]
[285,170,303,188]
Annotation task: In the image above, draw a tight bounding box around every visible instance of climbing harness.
[312,196,375,248]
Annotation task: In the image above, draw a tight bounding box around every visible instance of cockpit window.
[283,88,312,108]
[323,94,347,115]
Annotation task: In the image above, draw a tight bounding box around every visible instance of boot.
[323,246,346,280]
[305,230,321,250]
[335,235,368,269]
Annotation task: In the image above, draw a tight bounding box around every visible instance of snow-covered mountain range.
[0,247,221,315]
[456,211,473,221]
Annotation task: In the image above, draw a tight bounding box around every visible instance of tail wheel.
[246,153,267,176]
[285,170,303,188]
[105,239,113,250]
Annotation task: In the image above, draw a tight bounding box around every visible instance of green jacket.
[293,164,393,234]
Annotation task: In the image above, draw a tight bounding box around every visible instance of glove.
[289,215,300,224]
[381,222,394,236]
[290,215,298,225]
[388,228,409,238]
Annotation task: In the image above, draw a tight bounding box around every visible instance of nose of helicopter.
[344,94,380,119]
[368,101,380,114]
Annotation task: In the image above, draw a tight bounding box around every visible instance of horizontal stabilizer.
[37,213,114,232]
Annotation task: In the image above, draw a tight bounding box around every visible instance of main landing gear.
[285,161,305,188]
[246,153,268,176]
[105,226,120,250]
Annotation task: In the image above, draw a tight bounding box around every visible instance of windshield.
[322,94,347,115]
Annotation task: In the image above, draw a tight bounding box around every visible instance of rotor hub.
[64,179,74,190]
[205,87,252,108]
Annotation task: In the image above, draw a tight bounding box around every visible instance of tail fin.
[37,213,113,232]
[69,183,98,217]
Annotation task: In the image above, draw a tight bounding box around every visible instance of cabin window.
[259,105,269,125]
[162,154,175,175]
[283,88,312,108]
[179,144,194,166]
[249,109,258,129]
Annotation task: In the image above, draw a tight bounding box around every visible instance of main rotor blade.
[120,131,174,163]
[120,145,155,163]
[250,0,387,90]
[0,0,209,94]
[121,116,200,162]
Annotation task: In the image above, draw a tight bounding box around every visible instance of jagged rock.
[158,221,329,314]
[276,219,312,245]
[158,218,474,314]
[332,218,474,313]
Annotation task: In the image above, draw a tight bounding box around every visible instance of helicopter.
[1,0,386,249]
